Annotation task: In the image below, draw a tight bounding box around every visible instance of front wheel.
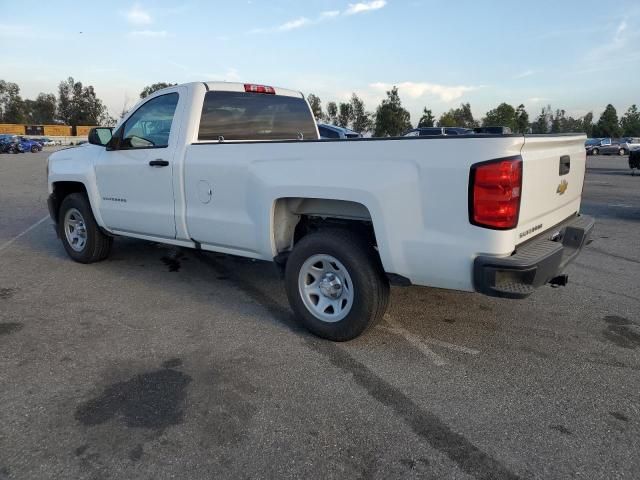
[619,148,627,156]
[592,148,599,155]
[285,229,389,341]
[58,193,112,263]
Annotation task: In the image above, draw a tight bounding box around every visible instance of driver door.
[94,91,182,239]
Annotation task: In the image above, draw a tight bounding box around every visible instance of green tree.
[350,93,372,133]
[482,103,516,131]
[594,104,621,138]
[417,107,435,128]
[24,93,57,124]
[337,102,353,128]
[373,86,412,137]
[57,77,111,126]
[140,82,177,99]
[582,112,594,137]
[0,80,26,123]
[307,94,323,121]
[620,105,640,136]
[326,102,338,125]
[438,103,477,128]
[437,111,457,127]
[531,105,553,134]
[515,104,529,133]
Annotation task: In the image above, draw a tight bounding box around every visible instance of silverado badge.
[556,179,568,195]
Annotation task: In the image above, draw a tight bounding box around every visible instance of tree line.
[307,87,640,138]
[3,78,639,139]
[0,78,114,126]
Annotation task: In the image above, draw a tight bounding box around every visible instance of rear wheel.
[31,145,38,153]
[619,148,627,156]
[58,193,112,263]
[285,229,389,341]
[592,148,599,155]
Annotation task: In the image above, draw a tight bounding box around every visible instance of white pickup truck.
[47,82,594,341]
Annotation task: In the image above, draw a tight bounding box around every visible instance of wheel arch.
[272,197,374,252]
[49,181,89,224]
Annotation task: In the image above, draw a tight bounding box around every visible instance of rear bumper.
[473,214,595,299]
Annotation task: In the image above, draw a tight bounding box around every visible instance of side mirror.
[88,127,113,146]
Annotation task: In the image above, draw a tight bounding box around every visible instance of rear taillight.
[244,84,275,94]
[469,156,522,230]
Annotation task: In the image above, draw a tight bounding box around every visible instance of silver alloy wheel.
[619,149,625,156]
[298,254,354,322]
[64,208,88,252]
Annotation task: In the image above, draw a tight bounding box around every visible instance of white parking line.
[382,316,447,366]
[420,337,480,355]
[382,315,480,365]
[0,215,50,255]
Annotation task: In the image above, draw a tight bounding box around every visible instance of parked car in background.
[16,136,43,152]
[317,123,362,139]
[36,137,58,146]
[0,136,17,153]
[585,138,605,155]
[473,126,513,134]
[629,149,640,174]
[403,127,474,136]
[593,138,631,156]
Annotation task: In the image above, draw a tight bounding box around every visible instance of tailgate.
[517,134,586,242]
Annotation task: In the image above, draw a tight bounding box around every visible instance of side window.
[121,93,179,149]
[420,128,442,136]
[321,127,340,139]
[444,128,459,135]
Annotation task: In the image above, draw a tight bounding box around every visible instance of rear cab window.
[198,91,318,141]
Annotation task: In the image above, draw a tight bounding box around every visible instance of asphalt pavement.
[0,150,638,480]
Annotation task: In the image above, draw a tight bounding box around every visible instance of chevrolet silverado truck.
[46,82,594,341]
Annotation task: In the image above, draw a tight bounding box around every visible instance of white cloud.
[278,17,311,31]
[125,4,152,25]
[527,97,549,104]
[345,0,387,15]
[249,1,385,34]
[370,81,480,102]
[514,69,534,79]
[129,30,168,37]
[321,10,341,18]
[586,19,630,61]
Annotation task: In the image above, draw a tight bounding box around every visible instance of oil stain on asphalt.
[0,322,23,335]
[0,287,16,299]
[75,360,192,430]
[160,250,187,272]
[602,315,640,349]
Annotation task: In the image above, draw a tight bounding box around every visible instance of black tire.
[285,229,389,341]
[31,146,38,153]
[592,148,599,155]
[58,193,112,263]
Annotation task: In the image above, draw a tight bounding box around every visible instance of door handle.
[149,159,169,167]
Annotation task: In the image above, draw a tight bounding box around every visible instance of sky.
[1,0,639,123]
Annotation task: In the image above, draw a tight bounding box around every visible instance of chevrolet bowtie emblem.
[556,179,568,195]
